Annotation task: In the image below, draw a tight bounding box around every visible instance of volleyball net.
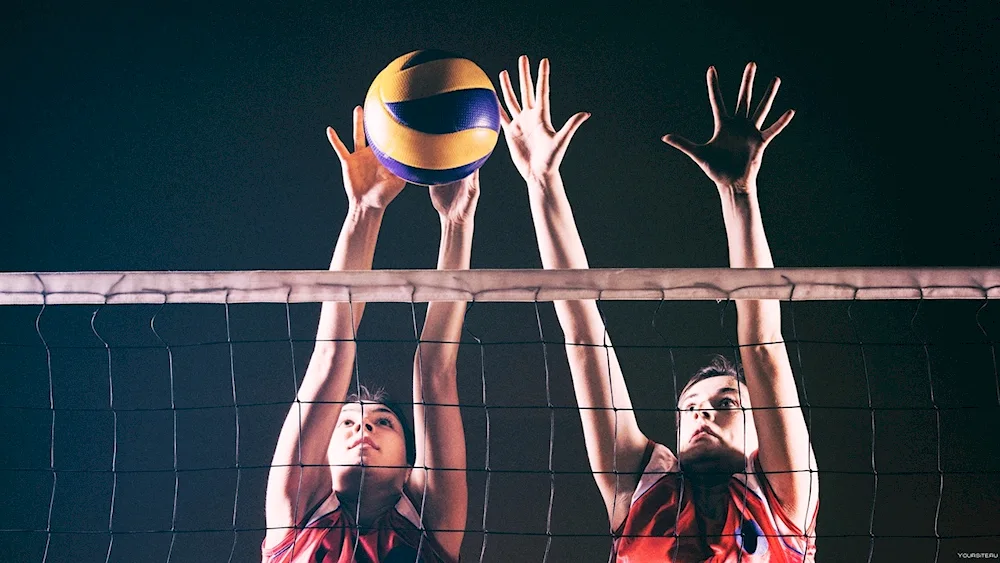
[1,268,998,562]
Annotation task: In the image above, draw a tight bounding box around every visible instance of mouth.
[349,437,379,451]
[690,426,719,442]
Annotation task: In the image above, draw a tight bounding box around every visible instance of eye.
[683,404,696,412]
[377,417,394,427]
[718,398,738,408]
[341,418,354,427]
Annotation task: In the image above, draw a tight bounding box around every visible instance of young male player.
[262,106,476,563]
[497,56,818,561]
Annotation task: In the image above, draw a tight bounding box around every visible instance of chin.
[678,445,745,476]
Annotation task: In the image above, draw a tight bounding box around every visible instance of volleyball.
[363,50,501,186]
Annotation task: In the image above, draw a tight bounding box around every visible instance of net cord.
[223,298,241,563]
[462,304,491,563]
[90,306,117,563]
[149,299,181,562]
[36,300,56,563]
[911,296,944,563]
[531,294,556,563]
[787,290,818,562]
[974,299,1000,407]
[847,297,879,563]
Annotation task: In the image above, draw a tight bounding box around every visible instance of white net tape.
[2,268,999,304]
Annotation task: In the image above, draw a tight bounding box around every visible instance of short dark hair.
[677,354,746,404]
[345,384,416,466]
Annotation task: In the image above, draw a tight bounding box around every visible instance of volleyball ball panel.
[363,50,501,185]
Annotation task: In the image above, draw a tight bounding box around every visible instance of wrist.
[715,178,758,196]
[525,172,565,200]
[345,202,386,223]
[440,214,474,232]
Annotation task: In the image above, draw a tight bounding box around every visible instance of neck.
[687,479,731,524]
[336,488,403,529]
[680,456,745,521]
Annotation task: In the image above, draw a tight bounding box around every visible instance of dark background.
[1,1,997,562]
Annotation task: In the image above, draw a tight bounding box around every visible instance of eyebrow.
[680,387,740,403]
[340,405,398,418]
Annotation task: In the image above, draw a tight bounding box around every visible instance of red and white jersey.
[613,443,818,562]
[261,493,453,563]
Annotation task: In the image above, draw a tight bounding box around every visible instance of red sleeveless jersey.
[262,493,453,563]
[614,443,818,562]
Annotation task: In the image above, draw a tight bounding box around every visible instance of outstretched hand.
[662,63,794,192]
[498,56,590,183]
[430,169,481,225]
[326,106,406,209]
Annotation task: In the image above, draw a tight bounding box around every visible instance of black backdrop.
[2,1,997,561]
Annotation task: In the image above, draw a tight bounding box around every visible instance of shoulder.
[614,442,685,537]
[262,494,343,558]
[631,442,680,505]
[744,451,819,537]
[394,492,423,529]
[615,441,680,534]
[392,494,457,563]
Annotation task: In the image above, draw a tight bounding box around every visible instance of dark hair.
[345,384,417,466]
[677,355,746,404]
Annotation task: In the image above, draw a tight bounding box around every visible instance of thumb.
[553,111,591,163]
[661,134,700,162]
[326,126,350,163]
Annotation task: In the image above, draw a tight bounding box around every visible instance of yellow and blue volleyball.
[363,50,501,185]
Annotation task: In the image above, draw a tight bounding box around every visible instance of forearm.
[414,218,472,400]
[315,204,386,342]
[527,174,646,516]
[409,217,470,558]
[528,174,590,269]
[718,183,782,344]
[526,174,609,342]
[267,205,386,524]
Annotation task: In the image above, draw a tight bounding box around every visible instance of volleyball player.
[498,56,818,561]
[262,106,475,563]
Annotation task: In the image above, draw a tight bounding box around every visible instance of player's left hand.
[498,56,590,184]
[662,62,794,193]
[430,169,481,226]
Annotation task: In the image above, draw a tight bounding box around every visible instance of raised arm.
[663,63,818,526]
[265,107,405,546]
[405,170,480,559]
[499,56,648,530]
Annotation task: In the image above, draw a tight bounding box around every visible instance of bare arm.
[664,63,818,527]
[265,107,405,546]
[405,171,480,559]
[499,56,648,531]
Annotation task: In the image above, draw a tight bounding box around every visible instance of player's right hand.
[326,106,406,210]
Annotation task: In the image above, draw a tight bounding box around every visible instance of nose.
[694,407,713,421]
[353,421,374,432]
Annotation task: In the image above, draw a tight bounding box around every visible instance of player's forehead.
[678,375,744,403]
[339,401,399,421]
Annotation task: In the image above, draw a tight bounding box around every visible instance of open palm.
[498,56,590,182]
[662,63,794,192]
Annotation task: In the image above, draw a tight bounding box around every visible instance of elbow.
[415,366,460,395]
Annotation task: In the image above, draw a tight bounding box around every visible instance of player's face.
[676,376,758,471]
[328,401,409,487]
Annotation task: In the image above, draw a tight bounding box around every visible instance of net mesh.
[2,268,998,562]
